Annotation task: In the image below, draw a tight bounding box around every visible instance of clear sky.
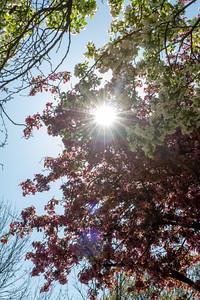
[0,1,111,298]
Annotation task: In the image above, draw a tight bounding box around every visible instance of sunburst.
[92,104,117,128]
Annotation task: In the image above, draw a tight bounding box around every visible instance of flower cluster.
[24,113,42,138]
[29,72,70,96]
[20,179,37,196]
[48,71,70,83]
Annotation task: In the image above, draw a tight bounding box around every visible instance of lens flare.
[93,104,117,127]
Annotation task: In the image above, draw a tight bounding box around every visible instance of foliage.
[4,0,200,299]
[0,0,97,92]
[85,0,200,154]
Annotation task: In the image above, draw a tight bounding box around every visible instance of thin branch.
[0,104,26,127]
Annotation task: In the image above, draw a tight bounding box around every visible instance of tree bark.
[170,269,200,292]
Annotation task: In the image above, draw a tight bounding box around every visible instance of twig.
[0,104,26,126]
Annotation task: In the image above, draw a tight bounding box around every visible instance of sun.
[93,104,117,127]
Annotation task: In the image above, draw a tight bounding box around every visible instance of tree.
[6,0,200,299]
[0,201,29,299]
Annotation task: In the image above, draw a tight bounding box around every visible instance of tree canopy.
[0,0,97,93]
[4,0,200,299]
